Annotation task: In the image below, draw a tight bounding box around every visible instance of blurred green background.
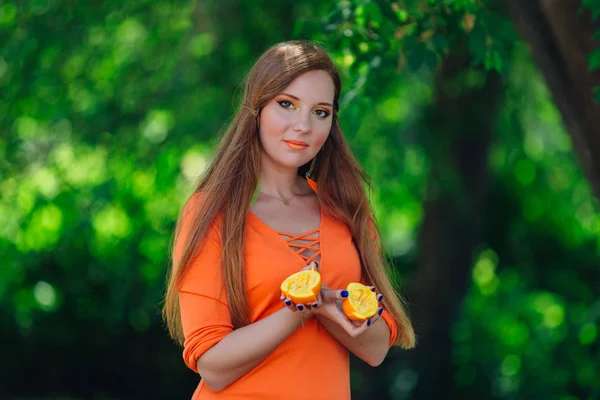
[2,0,600,399]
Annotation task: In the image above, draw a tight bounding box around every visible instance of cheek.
[313,120,332,146]
[260,108,291,137]
[258,122,284,153]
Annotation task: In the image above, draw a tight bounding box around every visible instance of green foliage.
[454,44,600,399]
[298,2,600,398]
[0,1,298,397]
[1,1,600,399]
[296,0,516,77]
[582,0,600,100]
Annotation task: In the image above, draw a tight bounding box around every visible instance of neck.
[258,156,306,199]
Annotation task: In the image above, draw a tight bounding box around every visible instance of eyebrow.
[279,93,333,108]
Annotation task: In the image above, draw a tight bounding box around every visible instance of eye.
[278,100,295,110]
[314,109,330,119]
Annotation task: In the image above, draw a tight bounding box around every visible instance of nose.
[292,109,311,134]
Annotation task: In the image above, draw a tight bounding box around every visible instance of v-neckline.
[247,207,324,266]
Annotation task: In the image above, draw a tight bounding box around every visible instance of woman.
[163,40,416,399]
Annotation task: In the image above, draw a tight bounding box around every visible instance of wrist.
[315,313,334,324]
[281,306,311,328]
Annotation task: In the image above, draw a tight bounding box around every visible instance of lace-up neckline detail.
[247,209,323,265]
[276,228,321,264]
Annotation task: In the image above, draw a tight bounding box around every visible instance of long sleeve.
[175,195,233,373]
[379,306,399,347]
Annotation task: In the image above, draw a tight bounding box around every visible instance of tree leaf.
[463,13,476,33]
[406,40,427,70]
[589,48,600,71]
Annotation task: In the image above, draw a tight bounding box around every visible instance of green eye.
[278,100,295,109]
[315,109,330,118]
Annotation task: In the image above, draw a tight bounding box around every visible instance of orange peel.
[342,282,378,321]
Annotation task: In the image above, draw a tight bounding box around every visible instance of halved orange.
[342,282,378,321]
[280,269,321,304]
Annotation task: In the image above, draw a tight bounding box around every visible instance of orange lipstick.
[284,140,308,150]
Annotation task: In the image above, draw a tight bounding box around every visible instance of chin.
[279,160,307,170]
[270,161,304,172]
[262,149,311,170]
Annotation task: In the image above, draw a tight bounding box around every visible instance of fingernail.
[378,307,383,315]
[297,305,304,311]
[341,290,349,298]
[313,261,319,269]
[367,319,371,326]
[284,300,291,306]
[312,302,319,308]
[378,294,384,302]
[370,286,376,292]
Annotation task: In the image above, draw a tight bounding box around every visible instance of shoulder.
[175,192,223,258]
[175,193,224,290]
[181,191,207,216]
[180,191,223,227]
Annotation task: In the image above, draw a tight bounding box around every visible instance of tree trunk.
[508,0,600,200]
[350,48,504,399]
[408,51,503,399]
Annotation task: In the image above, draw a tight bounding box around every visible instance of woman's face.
[258,69,335,172]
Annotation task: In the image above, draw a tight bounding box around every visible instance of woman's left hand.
[317,283,384,336]
[309,263,385,337]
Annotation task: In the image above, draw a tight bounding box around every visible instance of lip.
[284,140,309,150]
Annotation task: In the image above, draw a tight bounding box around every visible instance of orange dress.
[176,194,398,399]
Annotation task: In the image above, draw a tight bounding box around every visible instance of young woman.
[163,40,416,399]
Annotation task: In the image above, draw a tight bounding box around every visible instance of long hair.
[163,40,416,349]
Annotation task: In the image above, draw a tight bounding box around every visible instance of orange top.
[176,193,398,400]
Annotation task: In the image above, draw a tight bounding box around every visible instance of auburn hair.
[163,40,415,349]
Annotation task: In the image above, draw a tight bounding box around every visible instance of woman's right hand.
[279,263,323,319]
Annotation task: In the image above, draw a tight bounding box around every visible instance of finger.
[345,321,368,338]
[361,307,383,328]
[370,286,376,292]
[281,293,296,311]
[309,293,322,311]
[357,317,372,331]
[337,289,349,300]
[358,319,369,330]
[284,297,296,311]
[369,308,383,325]
[322,289,349,302]
[340,316,362,335]
[377,293,384,303]
[328,306,365,337]
[301,261,319,272]
[296,303,311,317]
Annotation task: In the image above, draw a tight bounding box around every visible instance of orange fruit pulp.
[342,282,378,321]
[280,268,321,304]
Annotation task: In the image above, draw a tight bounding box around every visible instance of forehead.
[281,70,335,103]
